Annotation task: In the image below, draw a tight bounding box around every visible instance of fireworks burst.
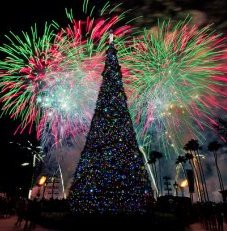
[120,19,227,156]
[0,1,131,148]
[0,23,61,134]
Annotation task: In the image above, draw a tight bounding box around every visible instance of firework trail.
[120,19,227,157]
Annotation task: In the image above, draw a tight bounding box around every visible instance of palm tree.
[208,141,225,200]
[184,139,209,202]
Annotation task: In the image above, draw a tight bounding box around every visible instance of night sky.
[0,0,226,198]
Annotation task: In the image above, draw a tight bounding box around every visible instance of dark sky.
[0,0,226,197]
[0,1,85,34]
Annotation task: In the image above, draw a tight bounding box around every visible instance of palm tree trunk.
[195,150,209,201]
[158,159,163,196]
[216,164,224,191]
[214,151,225,192]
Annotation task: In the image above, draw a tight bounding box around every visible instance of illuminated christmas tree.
[69,35,152,214]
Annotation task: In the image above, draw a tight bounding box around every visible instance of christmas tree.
[69,35,153,214]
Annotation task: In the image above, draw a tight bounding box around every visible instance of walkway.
[0,216,56,231]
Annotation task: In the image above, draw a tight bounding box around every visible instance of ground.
[1,216,227,230]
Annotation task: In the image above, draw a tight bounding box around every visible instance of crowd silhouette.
[0,194,226,230]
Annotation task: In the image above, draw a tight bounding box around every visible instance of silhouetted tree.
[185,152,202,201]
[184,139,209,202]
[208,141,225,200]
